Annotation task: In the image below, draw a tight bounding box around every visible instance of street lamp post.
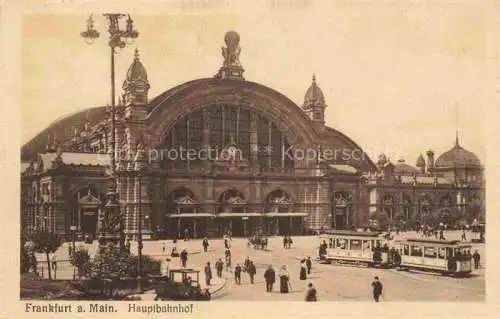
[81,14,139,249]
[137,171,143,292]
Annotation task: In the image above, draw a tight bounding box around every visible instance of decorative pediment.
[226,196,246,205]
[175,196,197,205]
[271,196,292,205]
[78,190,102,206]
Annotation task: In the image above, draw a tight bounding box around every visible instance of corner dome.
[123,48,149,88]
[303,75,325,109]
[434,137,481,169]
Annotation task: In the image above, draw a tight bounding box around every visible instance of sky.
[20,2,496,166]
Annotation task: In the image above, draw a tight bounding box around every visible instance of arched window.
[162,105,294,171]
[218,189,246,214]
[266,189,292,213]
[166,188,197,215]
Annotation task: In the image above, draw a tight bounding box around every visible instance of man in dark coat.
[180,249,188,268]
[306,257,312,275]
[234,264,242,284]
[247,261,256,284]
[371,276,383,302]
[204,262,212,286]
[264,265,276,292]
[305,283,317,301]
[202,237,209,252]
[473,250,481,269]
[215,258,224,278]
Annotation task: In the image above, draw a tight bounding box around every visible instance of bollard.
[41,266,44,279]
[73,267,76,280]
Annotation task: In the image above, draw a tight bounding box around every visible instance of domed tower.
[122,48,150,106]
[302,75,326,125]
[434,133,483,184]
[416,154,426,174]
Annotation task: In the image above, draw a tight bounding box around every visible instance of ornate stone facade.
[20,32,485,240]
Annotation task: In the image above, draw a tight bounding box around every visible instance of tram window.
[423,247,437,258]
[329,238,333,248]
[403,245,409,256]
[438,248,446,259]
[454,248,461,257]
[336,239,347,250]
[410,245,422,257]
[446,248,453,258]
[362,240,371,251]
[350,240,362,250]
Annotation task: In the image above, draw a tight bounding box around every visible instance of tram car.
[394,238,473,276]
[318,230,392,267]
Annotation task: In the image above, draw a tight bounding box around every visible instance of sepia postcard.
[1,0,499,318]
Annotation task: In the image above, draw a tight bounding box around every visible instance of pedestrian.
[243,256,251,272]
[204,262,212,286]
[247,261,256,284]
[68,244,72,257]
[299,259,307,280]
[180,249,188,268]
[215,258,224,278]
[51,253,57,272]
[279,265,290,293]
[461,230,467,241]
[224,237,230,250]
[162,242,166,254]
[305,283,317,301]
[371,276,383,302]
[439,229,445,240]
[202,237,209,252]
[234,264,242,284]
[184,228,189,241]
[283,236,288,249]
[473,250,481,269]
[306,256,312,275]
[264,265,276,292]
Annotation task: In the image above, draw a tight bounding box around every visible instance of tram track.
[387,268,485,294]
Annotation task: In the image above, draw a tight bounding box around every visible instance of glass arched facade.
[161,104,294,171]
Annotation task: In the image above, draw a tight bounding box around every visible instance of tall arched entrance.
[216,188,247,237]
[165,187,206,239]
[332,191,353,229]
[69,186,105,240]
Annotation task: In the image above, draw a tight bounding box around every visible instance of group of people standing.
[283,236,294,249]
[263,264,317,301]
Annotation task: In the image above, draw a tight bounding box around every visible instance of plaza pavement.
[33,230,485,301]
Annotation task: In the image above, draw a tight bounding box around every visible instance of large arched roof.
[147,77,319,147]
[147,77,377,171]
[21,106,107,161]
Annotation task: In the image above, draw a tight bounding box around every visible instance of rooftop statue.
[222,31,242,67]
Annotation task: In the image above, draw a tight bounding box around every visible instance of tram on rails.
[394,238,473,276]
[318,231,392,268]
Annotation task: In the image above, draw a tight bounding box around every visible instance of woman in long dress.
[279,265,290,293]
[299,259,307,280]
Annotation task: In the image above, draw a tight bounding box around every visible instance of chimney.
[426,149,435,173]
